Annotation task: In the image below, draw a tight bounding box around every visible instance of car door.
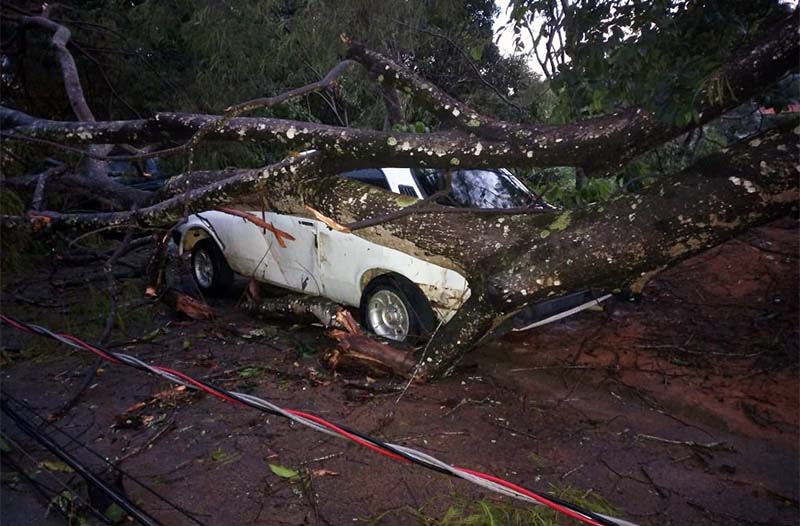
[257,211,321,295]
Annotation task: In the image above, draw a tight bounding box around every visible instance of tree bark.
[2,13,798,379]
[417,124,799,376]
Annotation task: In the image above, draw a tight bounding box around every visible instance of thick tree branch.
[17,14,94,122]
[15,12,113,181]
[5,4,796,180]
[418,124,800,376]
[346,13,798,174]
[0,154,322,231]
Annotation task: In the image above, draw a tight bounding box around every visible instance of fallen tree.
[1,7,797,378]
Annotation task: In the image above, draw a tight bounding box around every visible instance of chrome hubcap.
[193,249,214,288]
[367,290,410,341]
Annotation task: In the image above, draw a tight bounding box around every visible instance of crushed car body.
[175,167,609,342]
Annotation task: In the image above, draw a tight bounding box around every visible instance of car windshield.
[414,168,538,209]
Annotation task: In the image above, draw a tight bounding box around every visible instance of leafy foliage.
[4,1,543,156]
[506,0,792,123]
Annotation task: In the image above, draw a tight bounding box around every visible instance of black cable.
[1,433,113,524]
[2,392,209,526]
[1,314,621,526]
[0,452,113,524]
[2,400,164,526]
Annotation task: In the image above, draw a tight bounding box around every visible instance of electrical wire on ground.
[2,400,163,526]
[1,432,114,524]
[1,392,209,526]
[0,314,639,526]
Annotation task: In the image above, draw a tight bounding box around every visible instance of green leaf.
[469,45,484,62]
[414,121,427,134]
[0,433,13,453]
[677,110,694,127]
[269,463,300,480]
[40,460,74,473]
[105,503,126,524]
[210,447,240,465]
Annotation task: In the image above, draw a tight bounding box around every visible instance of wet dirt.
[1,220,797,526]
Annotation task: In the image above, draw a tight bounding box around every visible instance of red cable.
[286,409,407,462]
[61,334,122,364]
[456,467,603,526]
[1,315,31,333]
[0,314,612,526]
[154,366,242,405]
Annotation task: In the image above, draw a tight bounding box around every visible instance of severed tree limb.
[243,296,343,327]
[0,154,323,231]
[160,289,214,320]
[325,309,417,376]
[243,296,416,376]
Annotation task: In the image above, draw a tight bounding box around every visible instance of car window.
[413,168,540,209]
[339,169,391,191]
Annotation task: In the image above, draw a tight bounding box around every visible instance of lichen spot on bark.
[387,137,398,146]
[667,242,689,258]
[394,194,418,207]
[452,108,461,117]
[467,119,481,127]
[450,157,460,166]
[286,126,297,139]
[549,211,572,231]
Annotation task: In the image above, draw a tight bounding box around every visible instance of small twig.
[116,415,176,465]
[639,466,669,499]
[398,21,524,114]
[636,433,735,452]
[561,464,585,480]
[509,364,595,372]
[299,452,343,466]
[634,343,764,358]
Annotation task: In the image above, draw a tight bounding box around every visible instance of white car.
[175,167,610,342]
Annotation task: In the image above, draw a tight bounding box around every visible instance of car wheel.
[361,274,436,343]
[191,239,234,296]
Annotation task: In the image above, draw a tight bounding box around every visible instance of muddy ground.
[1,220,797,526]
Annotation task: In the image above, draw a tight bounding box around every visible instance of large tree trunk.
[1,12,797,378]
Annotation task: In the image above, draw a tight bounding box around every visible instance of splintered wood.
[243,296,416,377]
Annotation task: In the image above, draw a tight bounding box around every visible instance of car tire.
[191,239,234,296]
[361,274,436,344]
